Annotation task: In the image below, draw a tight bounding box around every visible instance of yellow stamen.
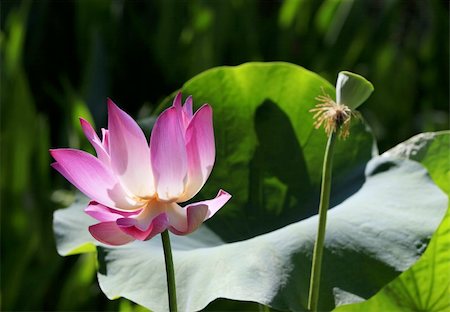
[309,88,360,139]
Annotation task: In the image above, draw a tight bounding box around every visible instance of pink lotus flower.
[50,93,231,245]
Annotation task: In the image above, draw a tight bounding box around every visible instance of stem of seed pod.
[307,129,338,312]
[161,230,178,312]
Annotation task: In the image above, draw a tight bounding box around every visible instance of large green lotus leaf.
[334,131,450,311]
[54,157,447,311]
[178,62,376,242]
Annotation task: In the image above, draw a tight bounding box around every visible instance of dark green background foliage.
[1,0,448,311]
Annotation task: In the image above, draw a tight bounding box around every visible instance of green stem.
[161,229,178,312]
[307,131,337,312]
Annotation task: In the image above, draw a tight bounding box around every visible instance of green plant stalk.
[161,230,178,312]
[307,130,338,312]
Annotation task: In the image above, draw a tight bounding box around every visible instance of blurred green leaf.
[0,2,56,309]
[279,0,302,29]
[119,298,152,312]
[72,96,95,140]
[57,253,97,310]
[314,0,341,36]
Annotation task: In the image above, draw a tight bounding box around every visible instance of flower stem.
[161,229,178,312]
[307,130,338,312]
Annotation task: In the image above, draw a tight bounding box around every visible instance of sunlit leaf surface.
[334,132,450,312]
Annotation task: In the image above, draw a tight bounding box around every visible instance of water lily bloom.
[50,93,231,245]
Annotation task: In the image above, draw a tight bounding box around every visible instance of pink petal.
[85,201,141,222]
[108,99,155,197]
[117,213,168,241]
[202,189,232,219]
[150,107,188,201]
[169,189,231,235]
[79,118,110,166]
[87,201,168,241]
[172,92,183,110]
[101,128,110,151]
[89,222,135,246]
[183,96,193,119]
[178,104,215,202]
[50,149,137,210]
[173,92,191,130]
[168,203,208,235]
